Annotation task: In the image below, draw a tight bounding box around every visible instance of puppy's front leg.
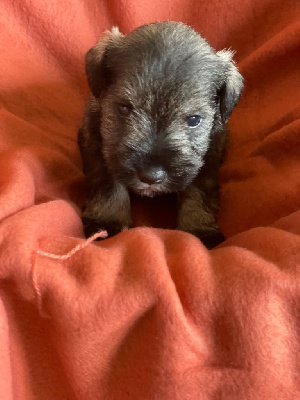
[177,184,224,249]
[78,124,132,239]
[83,182,132,239]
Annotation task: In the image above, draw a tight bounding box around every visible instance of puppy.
[78,21,243,248]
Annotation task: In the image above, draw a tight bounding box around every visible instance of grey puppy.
[78,21,243,248]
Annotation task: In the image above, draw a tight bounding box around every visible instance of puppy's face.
[86,22,243,196]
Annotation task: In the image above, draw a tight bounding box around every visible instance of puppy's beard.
[126,170,198,197]
[129,181,171,197]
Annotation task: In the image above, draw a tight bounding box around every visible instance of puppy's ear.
[217,50,243,123]
[85,27,124,97]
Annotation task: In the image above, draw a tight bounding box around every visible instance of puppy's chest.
[130,193,178,229]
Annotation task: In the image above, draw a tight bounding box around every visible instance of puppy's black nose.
[138,166,167,185]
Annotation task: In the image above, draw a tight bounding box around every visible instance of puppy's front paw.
[82,216,127,239]
[178,222,225,249]
[194,230,225,249]
[82,184,132,239]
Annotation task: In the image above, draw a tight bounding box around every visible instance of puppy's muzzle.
[138,166,167,185]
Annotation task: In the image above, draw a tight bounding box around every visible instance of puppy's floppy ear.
[85,27,124,97]
[217,50,244,123]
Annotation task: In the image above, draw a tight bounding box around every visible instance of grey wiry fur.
[78,21,243,248]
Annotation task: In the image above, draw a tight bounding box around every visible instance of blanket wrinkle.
[0,0,299,399]
[239,22,300,78]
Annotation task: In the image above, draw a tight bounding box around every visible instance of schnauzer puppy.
[78,21,243,248]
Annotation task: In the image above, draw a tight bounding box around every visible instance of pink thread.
[31,250,51,318]
[32,230,109,317]
[36,230,108,260]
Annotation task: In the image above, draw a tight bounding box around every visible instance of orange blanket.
[0,0,299,399]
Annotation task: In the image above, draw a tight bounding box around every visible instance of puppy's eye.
[118,104,132,117]
[186,115,202,128]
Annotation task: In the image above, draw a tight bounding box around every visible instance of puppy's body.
[78,22,243,248]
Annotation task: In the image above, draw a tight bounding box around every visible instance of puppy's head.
[86,22,243,196]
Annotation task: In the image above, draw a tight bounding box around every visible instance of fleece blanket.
[0,0,299,399]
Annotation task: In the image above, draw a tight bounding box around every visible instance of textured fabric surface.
[0,0,299,399]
